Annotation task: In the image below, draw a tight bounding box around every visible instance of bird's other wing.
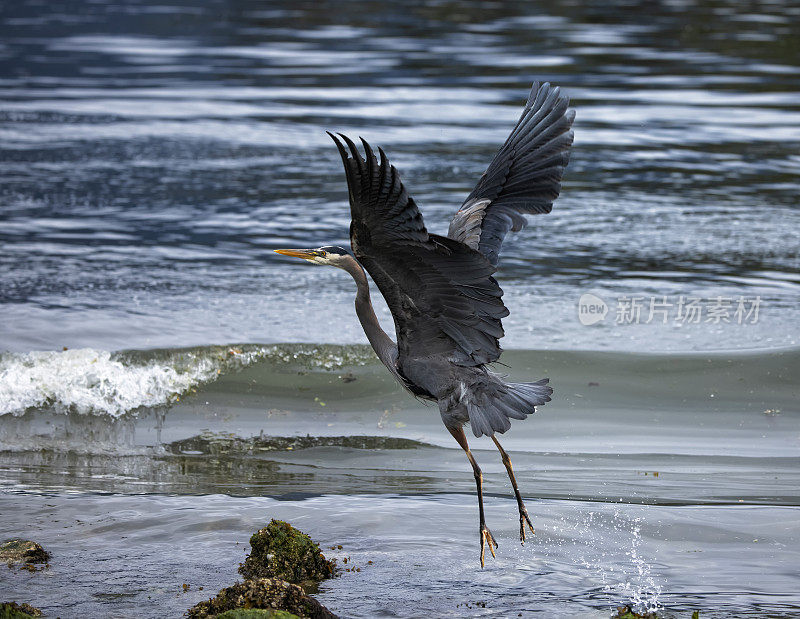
[329,133,508,367]
[448,82,575,266]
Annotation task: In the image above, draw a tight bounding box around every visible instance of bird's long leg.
[447,425,498,567]
[491,435,535,544]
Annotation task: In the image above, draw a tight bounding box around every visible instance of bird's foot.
[479,524,498,568]
[518,503,535,544]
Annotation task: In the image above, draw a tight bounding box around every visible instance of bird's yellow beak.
[273,248,321,261]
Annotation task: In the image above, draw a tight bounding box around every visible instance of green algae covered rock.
[239,520,335,585]
[0,602,42,618]
[186,578,336,619]
[0,540,50,566]
[613,606,657,618]
[215,610,301,619]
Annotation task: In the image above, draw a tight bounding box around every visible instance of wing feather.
[328,134,508,367]
[448,82,575,265]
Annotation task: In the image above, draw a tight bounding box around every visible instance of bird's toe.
[479,524,498,567]
[518,505,535,544]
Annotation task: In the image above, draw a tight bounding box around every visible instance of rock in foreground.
[613,605,658,618]
[187,578,336,619]
[0,540,50,566]
[0,602,43,618]
[216,610,301,618]
[239,520,335,585]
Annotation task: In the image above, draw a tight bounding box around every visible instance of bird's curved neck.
[343,257,398,371]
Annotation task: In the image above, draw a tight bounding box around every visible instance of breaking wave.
[0,344,375,418]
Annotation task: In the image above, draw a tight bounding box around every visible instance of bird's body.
[276,81,574,566]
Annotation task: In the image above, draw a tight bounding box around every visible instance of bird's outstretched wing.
[448,82,575,266]
[329,133,508,367]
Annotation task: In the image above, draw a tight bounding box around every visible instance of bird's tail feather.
[466,378,552,438]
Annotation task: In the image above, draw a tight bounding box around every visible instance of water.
[1,0,799,617]
[2,346,798,616]
[2,0,799,353]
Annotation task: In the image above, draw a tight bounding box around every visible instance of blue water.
[1,0,799,353]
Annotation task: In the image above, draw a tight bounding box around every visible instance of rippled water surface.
[2,0,799,352]
[1,1,799,617]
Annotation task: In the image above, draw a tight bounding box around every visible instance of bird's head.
[273,245,352,269]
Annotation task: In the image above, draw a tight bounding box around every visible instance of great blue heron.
[276,81,574,566]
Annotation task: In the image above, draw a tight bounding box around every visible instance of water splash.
[600,515,663,614]
[542,505,663,614]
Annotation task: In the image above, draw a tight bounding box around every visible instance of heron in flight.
[276,82,574,566]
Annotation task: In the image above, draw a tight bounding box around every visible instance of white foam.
[0,347,267,418]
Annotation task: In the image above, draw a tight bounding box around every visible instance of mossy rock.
[613,606,657,618]
[168,433,425,456]
[0,540,50,565]
[215,610,301,619]
[239,520,335,584]
[186,577,336,619]
[0,602,42,618]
